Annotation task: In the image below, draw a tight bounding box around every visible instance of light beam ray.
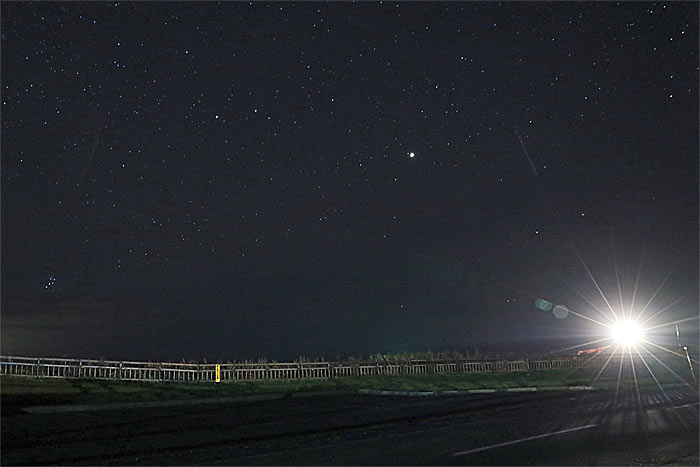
[591,345,621,387]
[570,344,616,377]
[634,347,680,407]
[638,295,687,327]
[629,247,646,322]
[568,308,614,329]
[635,345,692,429]
[546,337,613,356]
[640,339,691,360]
[613,351,625,405]
[568,243,620,322]
[629,350,641,406]
[612,244,625,320]
[556,279,618,325]
[637,342,694,387]
[635,270,675,323]
[642,316,699,332]
[635,345,693,426]
[554,344,615,381]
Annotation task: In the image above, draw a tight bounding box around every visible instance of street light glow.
[611,319,643,347]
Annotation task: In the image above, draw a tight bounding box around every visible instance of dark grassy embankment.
[1,367,691,411]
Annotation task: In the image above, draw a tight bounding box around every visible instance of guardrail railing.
[0,352,686,383]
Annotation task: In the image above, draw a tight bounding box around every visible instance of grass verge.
[1,368,691,410]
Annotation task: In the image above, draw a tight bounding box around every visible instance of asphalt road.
[2,384,698,465]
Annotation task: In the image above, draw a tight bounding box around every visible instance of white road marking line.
[673,402,699,409]
[452,424,598,457]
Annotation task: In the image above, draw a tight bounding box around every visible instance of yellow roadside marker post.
[216,364,221,383]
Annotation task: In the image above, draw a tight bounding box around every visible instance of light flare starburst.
[539,248,698,403]
[610,319,643,347]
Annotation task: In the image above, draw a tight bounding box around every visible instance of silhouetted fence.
[0,352,687,383]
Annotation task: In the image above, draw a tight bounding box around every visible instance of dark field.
[2,370,697,465]
[1,362,690,410]
[1,369,598,408]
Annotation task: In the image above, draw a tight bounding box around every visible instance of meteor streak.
[514,125,539,177]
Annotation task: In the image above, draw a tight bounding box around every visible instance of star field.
[2,2,697,360]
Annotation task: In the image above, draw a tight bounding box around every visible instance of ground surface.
[0,370,598,408]
[2,382,697,465]
[0,366,684,408]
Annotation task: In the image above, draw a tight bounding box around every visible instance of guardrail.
[0,352,686,383]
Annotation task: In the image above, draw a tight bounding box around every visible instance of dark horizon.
[2,2,698,362]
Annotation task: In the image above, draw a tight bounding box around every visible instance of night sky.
[2,2,698,361]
